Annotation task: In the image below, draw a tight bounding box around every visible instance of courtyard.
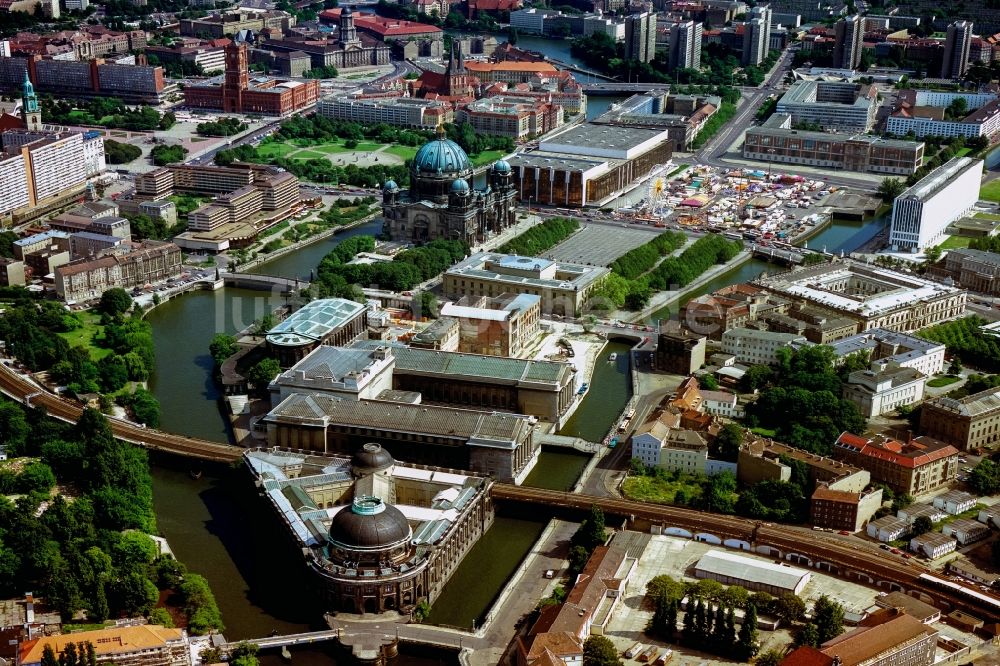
[545,224,662,266]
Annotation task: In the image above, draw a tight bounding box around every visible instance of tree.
[773,593,806,624]
[739,365,772,393]
[715,423,744,462]
[582,636,622,666]
[949,356,963,375]
[568,544,590,575]
[795,622,820,648]
[41,646,59,666]
[247,358,281,395]
[925,245,943,264]
[699,375,719,390]
[230,642,259,666]
[812,595,844,644]
[208,334,238,366]
[755,648,785,666]
[252,313,277,336]
[969,459,1000,495]
[573,505,607,551]
[507,25,518,44]
[650,591,677,639]
[736,602,759,660]
[912,515,933,537]
[877,177,905,203]
[148,607,174,628]
[98,288,132,317]
[104,140,142,164]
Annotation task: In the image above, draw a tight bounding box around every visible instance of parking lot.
[545,224,663,267]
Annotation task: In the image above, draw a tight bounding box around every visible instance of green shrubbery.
[499,217,579,256]
[918,316,1000,372]
[608,231,686,279]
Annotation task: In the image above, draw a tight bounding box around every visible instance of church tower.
[444,43,471,97]
[222,39,249,113]
[339,7,360,45]
[20,71,41,131]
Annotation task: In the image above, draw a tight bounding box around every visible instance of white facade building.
[889,157,983,251]
[867,515,908,542]
[0,153,29,220]
[943,518,989,545]
[81,131,106,178]
[699,390,744,418]
[509,8,559,34]
[721,327,807,366]
[842,366,926,418]
[630,421,708,473]
[829,329,946,377]
[910,532,957,559]
[317,96,449,130]
[28,132,86,202]
[933,490,977,515]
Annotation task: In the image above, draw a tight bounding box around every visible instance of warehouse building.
[506,123,673,207]
[694,550,811,595]
[889,157,984,251]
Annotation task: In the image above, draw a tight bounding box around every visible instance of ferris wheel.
[646,174,671,217]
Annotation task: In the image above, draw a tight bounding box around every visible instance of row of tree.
[918,315,1000,373]
[196,117,248,137]
[40,97,175,132]
[499,217,579,256]
[608,231,687,280]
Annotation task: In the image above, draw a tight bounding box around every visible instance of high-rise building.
[668,21,703,71]
[889,156,983,251]
[832,14,864,69]
[625,11,658,63]
[942,20,974,79]
[741,5,771,66]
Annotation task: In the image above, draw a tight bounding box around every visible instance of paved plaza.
[545,224,661,266]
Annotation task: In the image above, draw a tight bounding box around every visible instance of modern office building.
[443,252,609,317]
[741,5,771,66]
[667,20,703,71]
[889,157,983,251]
[317,96,451,129]
[506,123,674,207]
[744,113,924,175]
[776,80,878,133]
[753,261,967,333]
[833,432,959,495]
[942,20,974,79]
[624,11,657,63]
[183,38,320,115]
[832,14,864,69]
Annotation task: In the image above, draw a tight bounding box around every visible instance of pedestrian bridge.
[581,82,672,95]
[220,272,309,293]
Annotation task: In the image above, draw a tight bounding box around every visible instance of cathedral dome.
[351,443,394,475]
[329,495,411,550]
[414,136,472,175]
[493,159,511,174]
[450,178,470,193]
[383,179,399,192]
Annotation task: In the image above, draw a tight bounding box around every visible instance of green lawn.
[940,235,971,249]
[622,474,704,505]
[927,375,961,387]
[980,180,1000,202]
[385,144,418,160]
[57,312,111,361]
[289,150,327,160]
[314,141,382,155]
[257,142,299,159]
[955,147,972,157]
[471,150,506,167]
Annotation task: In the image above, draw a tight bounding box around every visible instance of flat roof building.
[920,385,1000,451]
[776,80,879,133]
[827,328,945,378]
[753,261,966,333]
[506,123,673,207]
[743,113,924,176]
[889,157,983,251]
[695,549,811,595]
[443,252,608,317]
[721,327,808,366]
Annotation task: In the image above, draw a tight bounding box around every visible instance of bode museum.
[381,127,517,244]
[246,444,494,614]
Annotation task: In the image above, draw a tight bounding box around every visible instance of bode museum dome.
[246,443,494,614]
[381,127,516,245]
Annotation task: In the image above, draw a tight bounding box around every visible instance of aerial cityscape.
[6,0,1000,664]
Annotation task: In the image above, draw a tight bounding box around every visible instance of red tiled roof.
[320,9,442,35]
[835,432,959,470]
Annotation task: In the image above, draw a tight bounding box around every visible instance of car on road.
[838,530,851,535]
[544,570,554,579]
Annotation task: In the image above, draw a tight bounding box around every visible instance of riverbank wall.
[233,213,380,275]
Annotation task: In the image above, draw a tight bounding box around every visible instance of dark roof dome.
[342,6,352,14]
[414,134,472,175]
[328,496,411,549]
[383,179,399,191]
[450,178,470,193]
[352,442,394,475]
[493,159,511,173]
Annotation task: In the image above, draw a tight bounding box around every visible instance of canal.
[250,219,383,280]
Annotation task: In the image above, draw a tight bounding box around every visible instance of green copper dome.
[413,136,471,175]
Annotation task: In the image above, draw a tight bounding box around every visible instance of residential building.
[631,421,709,473]
[0,127,90,225]
[979,506,1000,528]
[667,21,702,71]
[943,518,989,545]
[920,386,1000,450]
[942,20,974,79]
[842,365,925,418]
[0,56,168,103]
[696,550,810,595]
[506,123,674,207]
[949,558,1000,585]
[317,96,451,129]
[742,5,771,66]
[699,390,743,419]
[743,113,924,176]
[455,96,563,141]
[782,608,937,666]
[134,168,174,200]
[54,241,182,304]
[867,515,908,542]
[738,437,870,492]
[832,15,863,70]
[682,283,771,340]
[776,80,878,133]
[887,89,1000,140]
[910,532,957,559]
[18,626,191,666]
[655,320,707,374]
[438,293,541,357]
[625,12,657,63]
[810,485,883,532]
[828,329,945,378]
[833,432,959,496]
[933,490,976,515]
[443,252,608,318]
[753,261,967,334]
[889,157,983,251]
[721,327,807,366]
[183,38,321,116]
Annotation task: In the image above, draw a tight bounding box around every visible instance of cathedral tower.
[20,71,41,131]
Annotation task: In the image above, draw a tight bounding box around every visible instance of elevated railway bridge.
[2,362,998,623]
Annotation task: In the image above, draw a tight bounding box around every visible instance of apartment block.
[655,320,707,374]
[832,15,863,69]
[55,241,182,304]
[169,164,254,194]
[134,168,174,200]
[942,20,974,79]
[667,21,702,71]
[833,432,959,495]
[810,485,882,532]
[317,95,451,129]
[776,80,878,133]
[624,12,657,63]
